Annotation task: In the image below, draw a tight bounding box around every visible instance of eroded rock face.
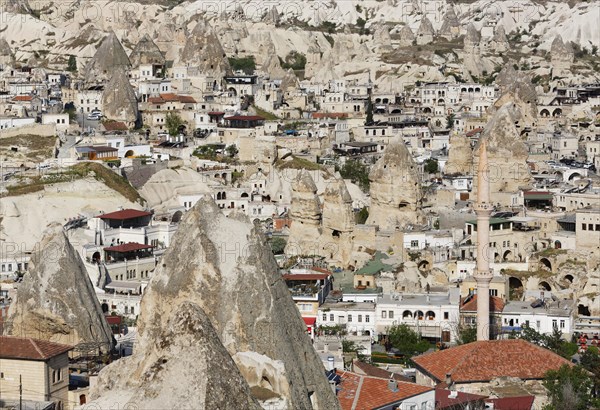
[322,176,354,233]
[0,38,15,68]
[89,198,339,409]
[472,104,532,203]
[180,19,231,77]
[489,25,509,53]
[287,170,323,255]
[4,226,114,352]
[367,140,424,230]
[445,132,473,176]
[84,31,131,85]
[398,25,415,47]
[102,68,139,126]
[416,17,434,45]
[129,33,165,68]
[439,7,460,40]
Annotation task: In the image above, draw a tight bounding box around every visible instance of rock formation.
[3,226,114,352]
[84,31,131,85]
[439,7,460,40]
[88,198,339,409]
[286,170,323,255]
[102,68,139,127]
[374,26,393,53]
[0,38,15,68]
[398,25,416,47]
[265,5,280,25]
[367,140,424,230]
[129,33,165,68]
[489,25,509,53]
[280,68,300,93]
[445,132,473,175]
[322,176,354,234]
[416,17,435,45]
[472,104,532,205]
[180,19,231,77]
[464,24,482,51]
[550,35,574,76]
[495,66,538,127]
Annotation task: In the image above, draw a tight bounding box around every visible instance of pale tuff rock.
[89,197,340,409]
[416,17,435,45]
[4,226,114,352]
[280,68,300,92]
[102,68,139,126]
[550,34,574,76]
[0,38,15,67]
[445,132,473,176]
[286,170,323,255]
[322,176,355,233]
[84,31,131,85]
[180,19,231,77]
[464,23,482,50]
[305,37,323,79]
[495,66,538,127]
[261,52,287,79]
[489,25,509,53]
[472,104,532,203]
[367,140,424,230]
[439,7,460,40]
[398,25,416,47]
[374,26,393,53]
[265,5,280,25]
[128,33,165,68]
[0,0,30,14]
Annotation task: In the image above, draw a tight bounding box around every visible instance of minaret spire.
[474,139,493,341]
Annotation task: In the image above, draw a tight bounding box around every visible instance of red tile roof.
[224,115,265,121]
[159,93,179,101]
[352,360,412,383]
[466,127,484,137]
[208,111,225,115]
[486,395,535,410]
[102,121,128,131]
[177,95,196,103]
[302,317,316,327]
[336,370,433,410]
[460,295,505,313]
[148,96,164,104]
[282,273,330,281]
[13,95,33,101]
[412,340,573,384]
[0,336,72,361]
[104,243,154,253]
[312,112,348,119]
[98,209,152,220]
[435,388,487,409]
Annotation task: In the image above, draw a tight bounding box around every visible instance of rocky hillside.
[88,197,340,409]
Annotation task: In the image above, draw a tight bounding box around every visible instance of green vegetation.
[365,98,374,125]
[67,55,77,72]
[355,17,370,35]
[165,112,184,137]
[0,134,56,160]
[446,113,455,130]
[456,325,477,345]
[280,51,307,71]
[356,206,369,224]
[423,158,439,174]
[342,339,368,364]
[581,347,600,398]
[538,248,568,257]
[275,156,324,171]
[387,324,431,357]
[225,144,239,158]
[231,170,244,185]
[228,56,256,75]
[251,105,279,120]
[514,325,577,359]
[337,159,370,192]
[269,237,287,255]
[319,21,337,34]
[543,364,600,410]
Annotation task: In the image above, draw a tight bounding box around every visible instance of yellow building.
[0,336,72,410]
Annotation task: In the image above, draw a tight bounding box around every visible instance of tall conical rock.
[0,38,15,68]
[323,176,354,233]
[84,31,131,85]
[439,7,460,40]
[367,140,424,229]
[445,132,473,176]
[550,35,574,76]
[89,198,340,409]
[398,25,415,47]
[489,25,509,53]
[129,33,165,68]
[3,226,114,352]
[280,68,300,92]
[464,23,481,50]
[416,17,434,45]
[181,19,231,77]
[374,26,393,53]
[286,170,323,255]
[102,68,139,127]
[472,104,532,204]
[495,66,537,127]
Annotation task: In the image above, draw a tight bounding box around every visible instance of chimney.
[448,390,458,399]
[445,373,453,388]
[327,356,335,371]
[388,376,399,392]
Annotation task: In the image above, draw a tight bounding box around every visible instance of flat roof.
[320,301,376,311]
[378,293,454,306]
[502,300,574,317]
[466,218,511,226]
[105,280,142,291]
[104,243,154,253]
[224,115,265,121]
[282,273,330,281]
[98,209,152,220]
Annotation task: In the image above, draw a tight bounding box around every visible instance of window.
[323,314,327,321]
[589,224,594,231]
[389,311,394,319]
[582,224,587,230]
[536,320,541,328]
[552,319,558,329]
[410,240,419,248]
[382,311,387,319]
[330,314,334,321]
[365,315,370,323]
[348,315,352,322]
[358,315,362,322]
[443,312,449,320]
[490,289,498,297]
[560,320,565,329]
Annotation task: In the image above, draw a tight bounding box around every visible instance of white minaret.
[474,139,493,341]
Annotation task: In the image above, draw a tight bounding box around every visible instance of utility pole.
[19,374,22,410]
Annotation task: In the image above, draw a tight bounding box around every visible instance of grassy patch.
[536,248,568,257]
[0,135,56,160]
[502,268,554,279]
[252,105,279,120]
[70,162,143,204]
[275,156,324,171]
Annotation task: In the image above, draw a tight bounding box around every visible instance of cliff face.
[89,197,340,409]
[4,226,114,352]
[286,170,323,255]
[367,140,424,230]
[84,31,131,85]
[180,19,231,77]
[445,132,473,176]
[102,68,139,126]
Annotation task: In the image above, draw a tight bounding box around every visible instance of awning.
[303,317,317,328]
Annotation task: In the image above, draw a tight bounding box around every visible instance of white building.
[376,289,461,343]
[0,117,35,130]
[317,301,377,337]
[501,296,575,339]
[41,113,69,132]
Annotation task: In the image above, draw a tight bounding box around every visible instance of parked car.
[86,113,101,121]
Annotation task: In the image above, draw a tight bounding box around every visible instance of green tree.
[543,365,599,410]
[356,206,369,224]
[387,324,430,357]
[228,56,256,74]
[67,55,77,72]
[225,144,239,158]
[269,237,287,255]
[445,113,455,130]
[165,112,184,136]
[423,158,439,174]
[581,347,600,398]
[456,325,477,345]
[338,159,370,192]
[365,98,374,125]
[280,51,307,70]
